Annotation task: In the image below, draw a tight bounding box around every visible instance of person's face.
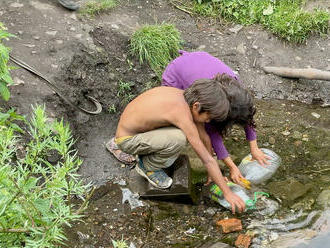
[191,102,211,123]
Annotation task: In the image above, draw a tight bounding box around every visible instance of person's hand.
[251,147,271,166]
[223,191,245,214]
[230,167,245,186]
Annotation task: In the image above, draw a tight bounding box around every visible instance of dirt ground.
[1,0,330,247]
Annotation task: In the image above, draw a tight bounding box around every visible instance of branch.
[263,66,330,81]
[0,228,30,233]
[75,187,95,215]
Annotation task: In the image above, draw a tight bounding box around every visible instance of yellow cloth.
[115,136,133,145]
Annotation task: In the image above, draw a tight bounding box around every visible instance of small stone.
[55,39,63,44]
[302,137,309,142]
[51,64,59,69]
[216,218,242,233]
[252,45,258,50]
[18,30,23,35]
[121,164,126,168]
[46,30,57,36]
[228,24,243,34]
[197,45,206,50]
[281,130,290,136]
[235,234,252,248]
[75,34,83,39]
[311,112,320,118]
[111,24,120,29]
[13,77,25,86]
[70,13,77,20]
[269,137,275,145]
[69,27,76,31]
[33,36,40,40]
[294,140,302,147]
[10,3,24,8]
[205,207,216,216]
[23,44,36,48]
[295,56,302,61]
[31,51,37,54]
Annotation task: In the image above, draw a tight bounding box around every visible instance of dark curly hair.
[211,73,256,137]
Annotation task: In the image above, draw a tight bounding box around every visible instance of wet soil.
[0,0,329,247]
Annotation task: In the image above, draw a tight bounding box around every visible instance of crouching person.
[115,78,246,213]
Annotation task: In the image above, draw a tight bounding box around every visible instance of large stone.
[235,234,252,248]
[216,218,243,233]
[267,178,311,205]
[128,155,201,203]
[316,189,330,209]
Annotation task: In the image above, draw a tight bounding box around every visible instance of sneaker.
[58,0,79,11]
[136,158,172,189]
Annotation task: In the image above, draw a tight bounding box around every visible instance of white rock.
[281,130,290,136]
[10,3,24,8]
[311,112,320,118]
[46,30,57,36]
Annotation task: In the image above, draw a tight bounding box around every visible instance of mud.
[0,0,329,247]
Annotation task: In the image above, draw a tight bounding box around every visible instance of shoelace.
[245,192,270,210]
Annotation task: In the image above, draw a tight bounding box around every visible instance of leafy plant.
[130,23,183,77]
[187,0,330,43]
[0,106,91,247]
[117,80,135,105]
[112,238,129,248]
[79,0,117,17]
[0,23,15,101]
[108,103,117,114]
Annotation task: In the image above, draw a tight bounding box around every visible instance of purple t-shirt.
[162,50,257,160]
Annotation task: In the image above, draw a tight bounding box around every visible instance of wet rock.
[216,218,242,233]
[235,234,252,248]
[267,178,311,205]
[316,190,330,209]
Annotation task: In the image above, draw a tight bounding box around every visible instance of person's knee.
[172,129,187,151]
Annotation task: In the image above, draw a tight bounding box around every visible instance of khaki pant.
[116,127,187,171]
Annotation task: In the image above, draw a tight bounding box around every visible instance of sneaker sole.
[135,166,172,189]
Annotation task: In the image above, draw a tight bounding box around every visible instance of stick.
[263,66,330,81]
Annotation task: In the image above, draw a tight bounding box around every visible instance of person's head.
[183,79,230,123]
[212,73,256,136]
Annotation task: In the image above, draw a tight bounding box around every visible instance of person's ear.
[192,102,201,112]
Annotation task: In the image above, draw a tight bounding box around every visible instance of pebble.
[269,137,275,144]
[228,24,243,34]
[281,130,290,136]
[46,30,57,36]
[295,56,302,61]
[55,39,63,44]
[197,45,206,50]
[10,3,24,8]
[311,112,320,118]
[13,77,25,86]
[69,27,76,32]
[23,44,36,48]
[33,36,40,40]
[18,30,23,35]
[31,51,37,54]
[75,34,83,39]
[292,131,302,139]
[294,140,302,147]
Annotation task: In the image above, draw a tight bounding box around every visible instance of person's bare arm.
[196,122,213,154]
[173,109,245,213]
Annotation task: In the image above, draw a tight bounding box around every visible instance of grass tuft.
[181,0,330,43]
[130,23,183,77]
[79,0,117,17]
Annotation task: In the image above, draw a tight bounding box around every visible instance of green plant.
[108,103,117,114]
[0,23,15,101]
[0,106,91,247]
[130,23,183,77]
[187,0,329,43]
[112,237,128,248]
[80,0,117,17]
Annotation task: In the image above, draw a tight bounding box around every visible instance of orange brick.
[216,218,242,233]
[235,234,252,248]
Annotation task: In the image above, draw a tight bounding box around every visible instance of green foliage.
[0,106,91,247]
[190,0,329,43]
[112,238,128,248]
[117,80,135,105]
[80,0,117,17]
[0,23,15,101]
[108,103,117,114]
[130,23,183,77]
